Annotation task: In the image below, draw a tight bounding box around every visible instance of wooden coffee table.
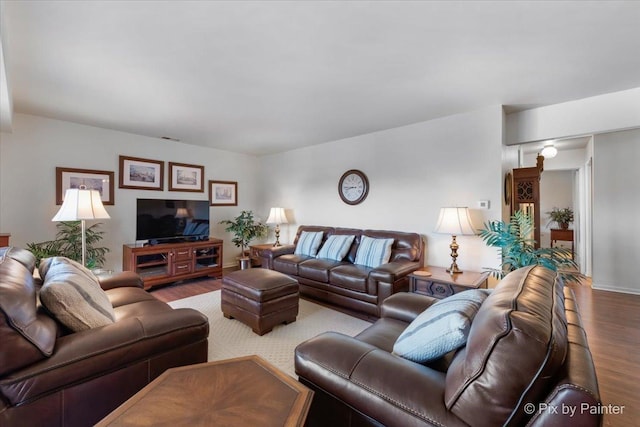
[96,355,313,427]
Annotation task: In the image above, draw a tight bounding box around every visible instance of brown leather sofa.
[261,226,424,318]
[295,265,602,426]
[0,247,209,427]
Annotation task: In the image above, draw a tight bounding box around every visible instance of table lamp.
[433,207,476,274]
[52,186,110,266]
[266,207,288,247]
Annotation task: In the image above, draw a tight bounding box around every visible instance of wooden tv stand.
[123,239,223,290]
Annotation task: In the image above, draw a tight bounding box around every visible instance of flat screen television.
[136,199,210,244]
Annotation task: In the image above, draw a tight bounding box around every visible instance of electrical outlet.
[477,200,490,209]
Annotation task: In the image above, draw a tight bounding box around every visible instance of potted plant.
[479,210,579,281]
[219,210,268,269]
[547,207,574,229]
[27,221,109,269]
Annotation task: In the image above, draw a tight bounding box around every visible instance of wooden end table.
[249,243,277,267]
[550,228,574,260]
[409,266,489,299]
[96,356,313,427]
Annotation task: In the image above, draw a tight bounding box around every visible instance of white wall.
[0,114,261,270]
[506,87,640,144]
[539,170,574,248]
[257,106,504,273]
[592,128,640,294]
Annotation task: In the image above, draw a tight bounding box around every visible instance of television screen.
[136,199,210,244]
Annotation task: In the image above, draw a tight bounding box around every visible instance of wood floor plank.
[149,273,639,427]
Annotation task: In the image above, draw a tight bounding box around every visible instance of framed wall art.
[119,156,164,190]
[56,167,114,205]
[169,162,204,192]
[209,180,238,206]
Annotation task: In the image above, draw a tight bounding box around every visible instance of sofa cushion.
[444,266,568,427]
[393,290,489,363]
[316,234,355,261]
[39,257,116,332]
[294,231,324,257]
[0,254,58,376]
[273,253,312,276]
[299,258,344,283]
[0,246,37,273]
[354,236,394,268]
[329,264,371,293]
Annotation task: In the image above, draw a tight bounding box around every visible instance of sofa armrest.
[380,292,437,323]
[0,308,208,406]
[295,332,467,427]
[260,244,295,269]
[367,261,421,295]
[97,271,144,290]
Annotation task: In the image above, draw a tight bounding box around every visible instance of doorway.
[516,137,592,276]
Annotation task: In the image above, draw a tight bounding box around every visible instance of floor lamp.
[434,207,476,274]
[52,187,110,266]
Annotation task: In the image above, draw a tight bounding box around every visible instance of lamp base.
[446,235,463,274]
[273,225,281,247]
[446,263,463,274]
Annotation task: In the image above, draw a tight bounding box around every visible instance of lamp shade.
[52,189,110,221]
[175,208,190,218]
[266,207,288,225]
[540,142,558,158]
[433,207,476,236]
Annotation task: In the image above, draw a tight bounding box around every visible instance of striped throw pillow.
[294,231,324,257]
[354,235,394,268]
[316,235,356,261]
[393,289,490,363]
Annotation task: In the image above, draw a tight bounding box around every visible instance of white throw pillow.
[39,257,115,332]
[393,289,490,363]
[294,231,324,257]
[354,236,394,268]
[316,235,356,261]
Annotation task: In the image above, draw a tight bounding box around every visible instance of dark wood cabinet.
[511,154,544,248]
[409,266,488,299]
[123,239,223,289]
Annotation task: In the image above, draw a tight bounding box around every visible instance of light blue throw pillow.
[393,289,490,363]
[294,231,324,257]
[316,234,356,261]
[354,235,394,268]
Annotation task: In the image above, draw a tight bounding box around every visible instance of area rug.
[169,291,372,377]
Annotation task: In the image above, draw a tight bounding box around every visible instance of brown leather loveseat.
[295,265,602,426]
[0,247,209,426]
[261,226,424,318]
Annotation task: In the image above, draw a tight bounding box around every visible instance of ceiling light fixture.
[540,141,558,158]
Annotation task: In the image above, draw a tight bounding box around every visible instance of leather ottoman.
[221,269,299,335]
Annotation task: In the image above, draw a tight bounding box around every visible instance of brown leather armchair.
[295,266,601,426]
[0,247,209,427]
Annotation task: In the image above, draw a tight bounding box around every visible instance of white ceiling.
[2,1,639,156]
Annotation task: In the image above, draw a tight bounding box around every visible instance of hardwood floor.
[150,274,640,427]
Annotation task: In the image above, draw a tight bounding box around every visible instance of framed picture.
[209,180,238,206]
[56,167,114,205]
[169,162,205,192]
[119,156,164,190]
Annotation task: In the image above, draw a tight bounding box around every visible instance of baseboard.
[592,283,640,295]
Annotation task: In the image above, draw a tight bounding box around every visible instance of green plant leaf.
[479,210,581,282]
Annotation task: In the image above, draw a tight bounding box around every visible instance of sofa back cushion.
[39,257,116,332]
[0,250,58,376]
[363,230,423,263]
[444,266,568,427]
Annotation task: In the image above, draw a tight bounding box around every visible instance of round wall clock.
[338,169,369,205]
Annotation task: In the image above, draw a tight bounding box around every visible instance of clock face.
[338,170,369,205]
